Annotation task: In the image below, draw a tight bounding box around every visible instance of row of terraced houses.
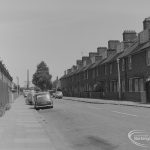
[0,61,13,108]
[60,17,150,103]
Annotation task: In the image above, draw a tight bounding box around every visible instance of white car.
[55,91,63,99]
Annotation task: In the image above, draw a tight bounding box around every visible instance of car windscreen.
[36,94,50,101]
[57,91,62,94]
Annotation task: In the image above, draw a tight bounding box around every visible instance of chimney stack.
[123,30,137,49]
[108,40,120,50]
[123,30,137,42]
[107,49,116,57]
[89,52,98,58]
[97,47,107,55]
[76,60,82,69]
[143,17,150,30]
[82,56,91,67]
[71,65,77,72]
[67,69,71,74]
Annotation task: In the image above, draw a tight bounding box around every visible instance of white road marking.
[112,110,137,117]
[14,138,50,143]
[26,128,45,133]
[16,123,42,128]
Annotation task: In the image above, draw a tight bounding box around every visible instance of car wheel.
[35,106,39,110]
[36,108,39,110]
[34,104,39,110]
[49,106,53,109]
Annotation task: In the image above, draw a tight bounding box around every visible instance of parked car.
[54,91,63,99]
[34,92,53,110]
[48,90,56,98]
[25,92,35,105]
[23,90,30,97]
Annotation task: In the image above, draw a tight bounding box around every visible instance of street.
[35,97,150,150]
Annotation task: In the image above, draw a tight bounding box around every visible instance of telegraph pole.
[117,58,121,99]
[16,76,19,95]
[27,69,29,89]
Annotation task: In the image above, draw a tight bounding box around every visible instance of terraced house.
[60,17,150,103]
[0,61,13,107]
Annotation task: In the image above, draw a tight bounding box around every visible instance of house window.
[117,81,119,92]
[146,49,150,66]
[128,55,132,70]
[110,64,112,74]
[110,82,112,92]
[129,78,133,92]
[92,69,95,78]
[112,81,117,92]
[87,70,88,79]
[122,58,125,71]
[105,82,108,92]
[139,78,144,91]
[96,67,98,76]
[105,64,107,75]
[134,78,139,92]
[121,79,125,92]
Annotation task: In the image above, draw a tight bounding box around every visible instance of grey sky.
[0,0,149,86]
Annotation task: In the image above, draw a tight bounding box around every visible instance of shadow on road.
[74,135,118,150]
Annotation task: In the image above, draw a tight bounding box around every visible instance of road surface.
[36,98,150,150]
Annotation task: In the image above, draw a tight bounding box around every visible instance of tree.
[32,61,52,91]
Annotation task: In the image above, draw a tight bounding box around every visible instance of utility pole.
[117,58,121,99]
[16,76,19,95]
[27,69,29,89]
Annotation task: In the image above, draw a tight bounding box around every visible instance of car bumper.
[35,104,53,109]
[56,96,63,98]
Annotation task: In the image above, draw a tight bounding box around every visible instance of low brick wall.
[90,92,104,99]
[104,92,119,100]
[124,92,141,102]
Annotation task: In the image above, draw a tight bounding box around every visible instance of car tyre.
[34,104,39,110]
[36,108,39,110]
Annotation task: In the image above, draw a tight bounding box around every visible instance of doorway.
[146,81,150,103]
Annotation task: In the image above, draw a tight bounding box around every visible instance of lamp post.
[117,58,121,99]
[16,76,19,95]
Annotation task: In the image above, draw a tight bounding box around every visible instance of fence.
[0,80,16,111]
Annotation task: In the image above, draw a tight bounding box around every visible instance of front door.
[146,81,150,103]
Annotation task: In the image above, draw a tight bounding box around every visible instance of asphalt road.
[37,98,150,150]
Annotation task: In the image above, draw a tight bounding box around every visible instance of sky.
[0,0,150,87]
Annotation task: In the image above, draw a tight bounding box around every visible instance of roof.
[83,63,94,71]
[118,42,139,58]
[61,41,150,79]
[144,17,150,21]
[100,52,122,65]
[75,66,86,74]
[131,41,150,55]
[90,58,106,69]
[69,68,79,76]
[118,41,150,58]
[110,52,123,62]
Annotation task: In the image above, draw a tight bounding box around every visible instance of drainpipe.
[117,58,121,99]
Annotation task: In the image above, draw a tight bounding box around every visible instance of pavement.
[63,96,150,108]
[0,96,55,150]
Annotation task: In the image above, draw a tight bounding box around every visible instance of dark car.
[34,92,53,110]
[23,90,30,97]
